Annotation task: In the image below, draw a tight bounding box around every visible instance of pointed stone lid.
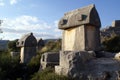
[58,4,101,29]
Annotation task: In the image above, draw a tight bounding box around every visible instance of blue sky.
[0,0,120,40]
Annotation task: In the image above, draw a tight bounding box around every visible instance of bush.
[102,35,120,52]
[26,55,41,78]
[8,39,20,52]
[31,68,73,80]
[0,39,62,80]
[0,50,22,80]
[39,39,61,53]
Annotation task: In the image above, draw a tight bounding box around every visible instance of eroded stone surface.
[55,51,96,75]
[58,4,101,29]
[41,52,59,69]
[56,51,120,80]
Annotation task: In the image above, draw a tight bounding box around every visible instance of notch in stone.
[77,14,84,21]
[59,19,68,25]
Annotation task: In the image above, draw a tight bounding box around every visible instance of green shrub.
[39,39,61,53]
[31,68,73,80]
[102,35,120,52]
[0,50,22,80]
[8,39,20,52]
[26,55,41,77]
[0,39,63,80]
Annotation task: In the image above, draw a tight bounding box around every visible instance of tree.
[8,39,20,52]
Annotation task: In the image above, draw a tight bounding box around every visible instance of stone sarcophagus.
[59,4,101,51]
[55,4,120,80]
[17,33,37,63]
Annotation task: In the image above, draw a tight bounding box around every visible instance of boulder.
[55,51,120,80]
[55,51,96,77]
[95,51,115,58]
[115,52,120,60]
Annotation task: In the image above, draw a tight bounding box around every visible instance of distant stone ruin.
[112,20,120,27]
[17,33,37,63]
[101,20,120,37]
[37,38,45,51]
[55,4,120,80]
[10,52,20,57]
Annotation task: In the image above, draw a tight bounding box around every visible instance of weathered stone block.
[41,52,59,69]
[62,26,85,51]
[56,51,120,80]
[86,58,120,80]
[62,25,101,51]
[20,47,36,63]
[55,66,69,75]
[55,51,96,76]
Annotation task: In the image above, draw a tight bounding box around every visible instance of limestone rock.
[95,51,115,58]
[41,52,59,69]
[87,58,120,80]
[55,51,120,80]
[115,52,120,60]
[55,51,96,76]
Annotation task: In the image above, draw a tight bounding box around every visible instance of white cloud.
[0,2,4,6]
[0,0,4,6]
[0,0,20,6]
[1,15,61,40]
[10,0,18,5]
[3,16,40,31]
[54,20,61,32]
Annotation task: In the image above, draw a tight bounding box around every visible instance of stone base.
[55,51,96,78]
[55,66,68,75]
[55,51,120,80]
